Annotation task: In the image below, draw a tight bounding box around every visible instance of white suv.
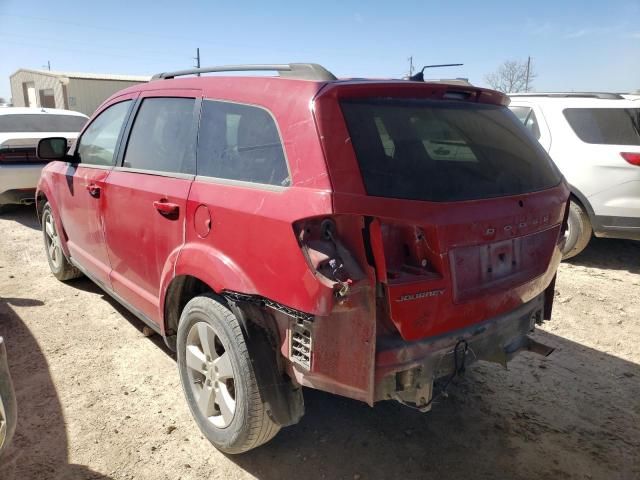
[509,93,640,259]
[0,108,87,210]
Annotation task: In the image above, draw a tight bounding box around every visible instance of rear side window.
[509,106,541,139]
[197,100,290,186]
[509,106,531,123]
[0,114,87,133]
[563,108,640,145]
[123,97,196,174]
[341,99,561,202]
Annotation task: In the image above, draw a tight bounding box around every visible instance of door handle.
[153,200,179,217]
[86,184,101,198]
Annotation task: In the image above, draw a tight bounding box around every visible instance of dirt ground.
[0,205,638,480]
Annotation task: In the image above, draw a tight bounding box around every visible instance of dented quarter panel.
[288,215,378,404]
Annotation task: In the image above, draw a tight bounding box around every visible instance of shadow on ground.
[62,277,640,479]
[0,298,114,480]
[1,206,638,479]
[0,205,40,231]
[568,236,640,274]
[68,277,174,356]
[229,330,639,480]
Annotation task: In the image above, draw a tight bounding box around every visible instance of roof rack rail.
[509,92,625,100]
[151,63,337,81]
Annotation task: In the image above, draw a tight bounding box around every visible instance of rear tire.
[42,202,82,281]
[177,294,280,454]
[562,200,592,260]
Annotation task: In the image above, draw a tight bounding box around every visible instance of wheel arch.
[159,242,259,342]
[567,184,595,220]
[162,274,218,343]
[36,181,71,258]
[163,273,305,427]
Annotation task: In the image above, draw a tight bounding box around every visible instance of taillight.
[294,217,364,300]
[621,152,640,166]
[0,148,41,163]
[369,220,441,281]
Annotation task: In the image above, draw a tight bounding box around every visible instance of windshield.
[0,114,87,133]
[563,108,640,145]
[340,99,561,202]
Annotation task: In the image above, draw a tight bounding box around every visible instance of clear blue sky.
[1,0,639,101]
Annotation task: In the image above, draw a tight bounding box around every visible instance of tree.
[485,59,536,93]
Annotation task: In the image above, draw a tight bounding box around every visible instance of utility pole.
[47,60,51,71]
[525,56,531,92]
[408,56,414,78]
[194,48,201,76]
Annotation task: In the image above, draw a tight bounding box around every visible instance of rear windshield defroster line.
[340,98,562,202]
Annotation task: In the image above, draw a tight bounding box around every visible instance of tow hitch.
[390,335,554,412]
[375,297,556,412]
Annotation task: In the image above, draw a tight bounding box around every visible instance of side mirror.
[37,137,69,161]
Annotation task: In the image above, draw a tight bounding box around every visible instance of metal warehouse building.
[10,69,150,116]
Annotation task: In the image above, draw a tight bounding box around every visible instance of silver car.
[509,93,640,259]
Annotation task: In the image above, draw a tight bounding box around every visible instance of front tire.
[562,200,592,260]
[177,295,280,454]
[42,202,82,281]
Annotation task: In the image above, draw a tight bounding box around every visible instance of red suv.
[36,63,569,453]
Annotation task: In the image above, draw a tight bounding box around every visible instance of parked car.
[36,63,568,453]
[0,337,17,456]
[509,93,640,259]
[0,107,87,211]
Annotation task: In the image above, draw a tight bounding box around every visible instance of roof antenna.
[409,63,463,82]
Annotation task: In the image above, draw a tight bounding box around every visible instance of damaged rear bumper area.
[374,293,553,411]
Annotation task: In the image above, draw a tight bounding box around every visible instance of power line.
[0,38,188,63]
[0,32,190,60]
[0,13,194,42]
[0,13,263,51]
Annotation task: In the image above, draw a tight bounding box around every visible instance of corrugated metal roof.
[10,68,151,82]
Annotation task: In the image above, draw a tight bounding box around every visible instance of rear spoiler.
[316,80,510,107]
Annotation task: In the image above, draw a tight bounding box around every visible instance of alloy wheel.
[185,322,236,428]
[44,211,63,269]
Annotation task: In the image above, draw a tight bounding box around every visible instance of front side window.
[197,100,290,186]
[341,99,561,202]
[77,101,131,166]
[563,108,640,145]
[122,97,196,174]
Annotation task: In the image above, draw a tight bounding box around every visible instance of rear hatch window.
[340,99,561,202]
[563,108,640,145]
[0,114,87,133]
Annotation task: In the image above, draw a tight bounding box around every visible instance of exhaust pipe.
[19,198,35,206]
